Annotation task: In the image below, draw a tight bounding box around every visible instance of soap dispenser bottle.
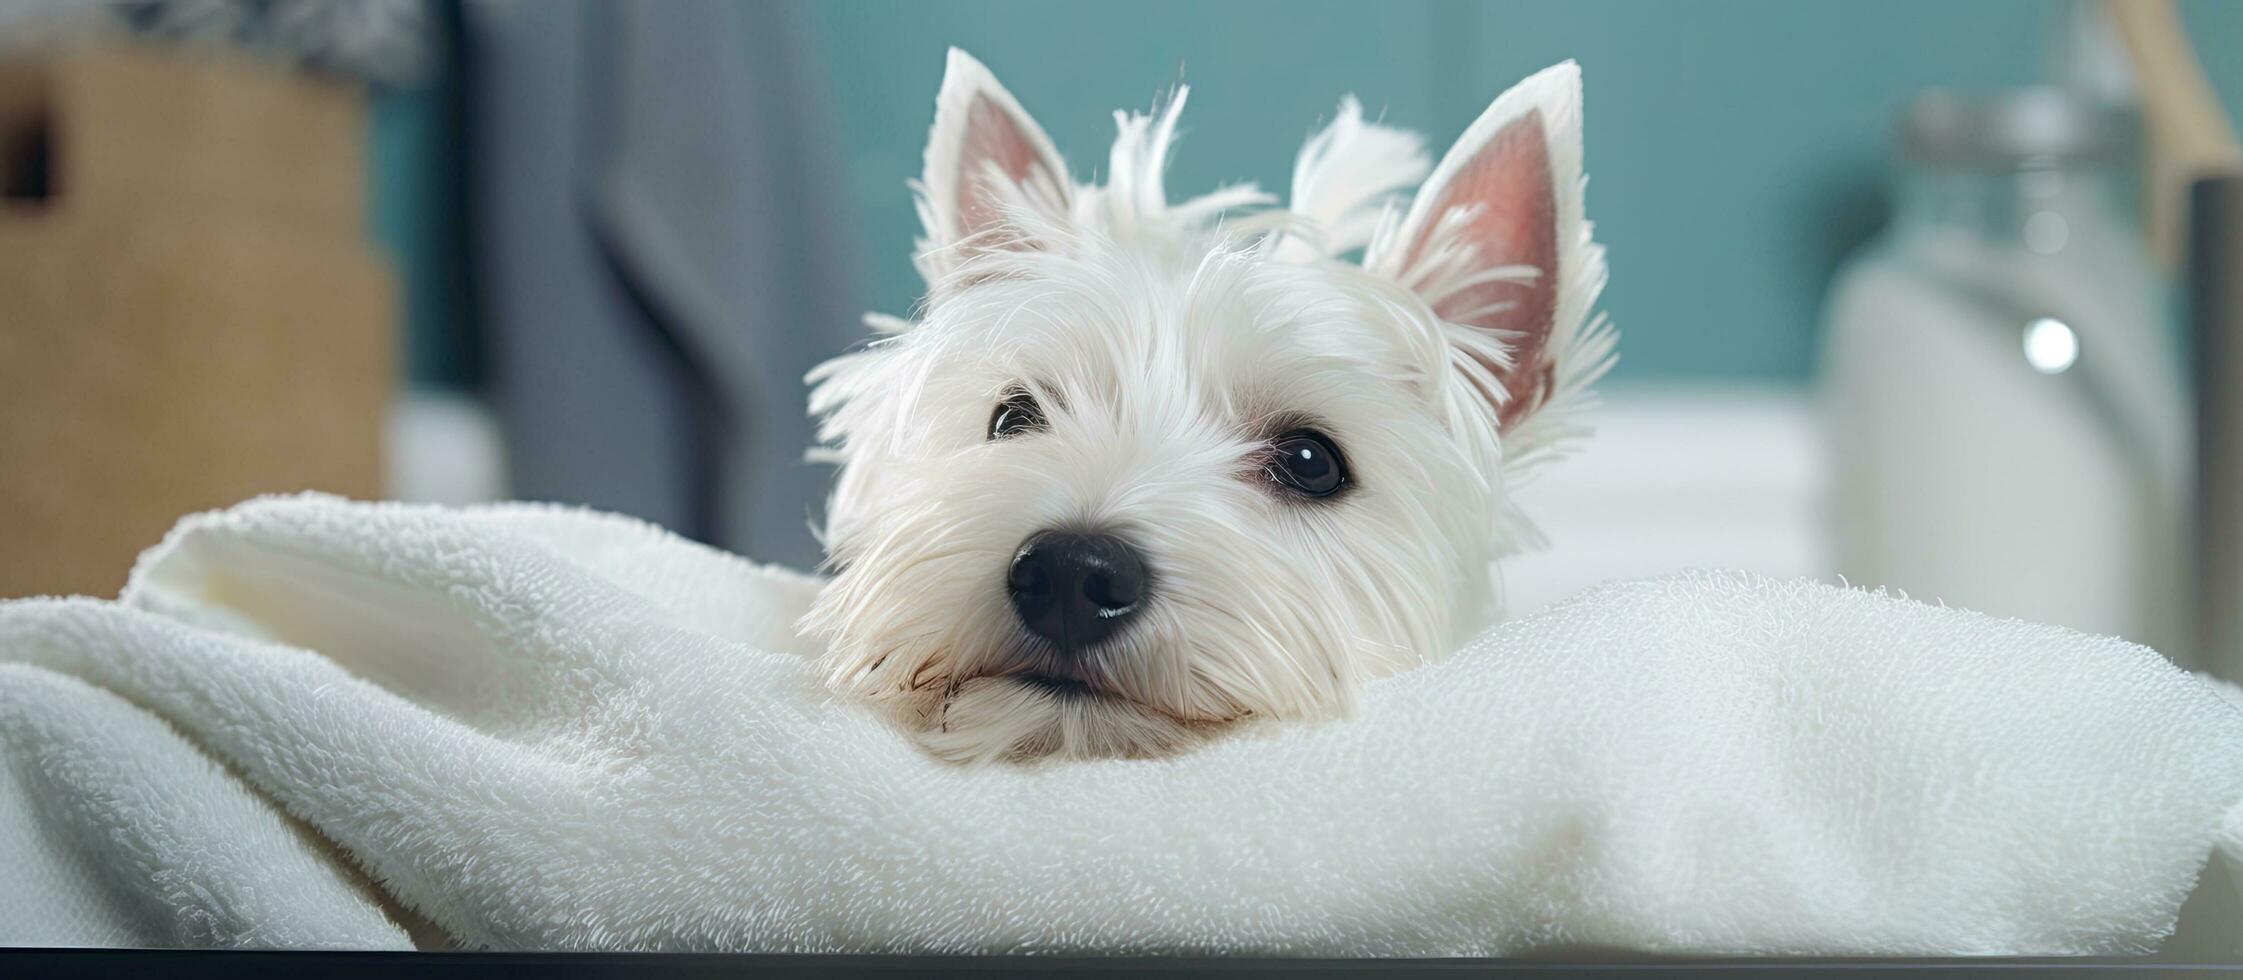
[1820,90,2189,656]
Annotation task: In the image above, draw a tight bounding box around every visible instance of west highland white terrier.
[804,50,1613,764]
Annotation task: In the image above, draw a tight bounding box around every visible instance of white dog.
[804,50,1613,764]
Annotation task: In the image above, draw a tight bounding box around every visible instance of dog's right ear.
[915,48,1074,285]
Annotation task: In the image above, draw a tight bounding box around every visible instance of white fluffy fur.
[805,51,1615,763]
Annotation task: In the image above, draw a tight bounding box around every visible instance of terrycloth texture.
[0,663,408,948]
[3,493,2242,953]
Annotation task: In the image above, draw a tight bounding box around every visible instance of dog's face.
[804,51,1611,764]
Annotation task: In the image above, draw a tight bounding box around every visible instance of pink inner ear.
[954,94,1052,242]
[1409,110,1558,429]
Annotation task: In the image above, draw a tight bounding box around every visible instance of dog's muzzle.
[1005,529,1148,654]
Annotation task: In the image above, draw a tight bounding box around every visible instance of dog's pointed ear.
[916,48,1073,282]
[1374,61,1605,435]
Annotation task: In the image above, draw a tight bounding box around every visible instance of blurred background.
[2,0,2241,672]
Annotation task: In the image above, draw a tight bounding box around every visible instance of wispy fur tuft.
[1277,96,1431,261]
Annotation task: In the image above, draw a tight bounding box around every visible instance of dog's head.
[804,50,1611,763]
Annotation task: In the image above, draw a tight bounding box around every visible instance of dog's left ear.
[915,48,1074,286]
[1372,61,1608,437]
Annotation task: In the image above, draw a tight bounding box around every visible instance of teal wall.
[370,89,452,384]
[369,1,2243,386]
[806,0,2243,383]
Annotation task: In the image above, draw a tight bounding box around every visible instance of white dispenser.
[1821,90,2190,657]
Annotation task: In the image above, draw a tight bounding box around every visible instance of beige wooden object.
[2102,0,2243,267]
[0,46,392,599]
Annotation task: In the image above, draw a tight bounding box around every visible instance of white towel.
[2,492,2240,954]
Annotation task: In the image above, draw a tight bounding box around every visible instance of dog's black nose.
[1006,530,1148,654]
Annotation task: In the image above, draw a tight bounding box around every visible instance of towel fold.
[3,493,2241,954]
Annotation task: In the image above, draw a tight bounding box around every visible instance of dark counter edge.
[4,949,2243,978]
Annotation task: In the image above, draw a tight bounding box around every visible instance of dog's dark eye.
[1268,429,1347,497]
[989,390,1046,440]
